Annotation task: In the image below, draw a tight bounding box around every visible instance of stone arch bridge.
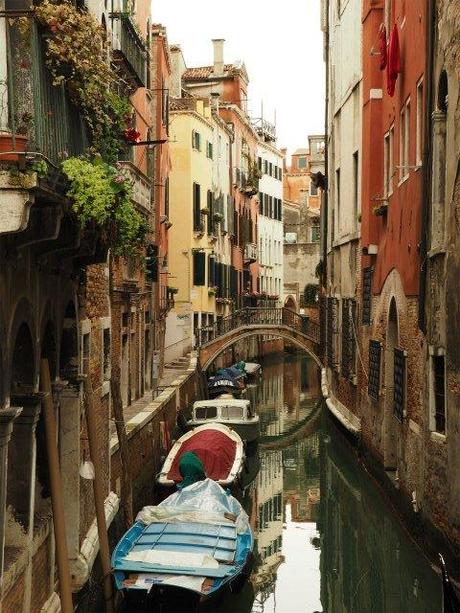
[197,307,321,371]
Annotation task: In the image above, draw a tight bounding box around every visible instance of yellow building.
[165,96,233,357]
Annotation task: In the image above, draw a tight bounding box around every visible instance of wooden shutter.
[193,183,201,231]
[368,340,382,401]
[193,251,205,286]
[362,267,373,325]
[393,348,407,422]
[208,255,215,287]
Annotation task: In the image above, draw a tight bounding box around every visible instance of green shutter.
[193,251,205,286]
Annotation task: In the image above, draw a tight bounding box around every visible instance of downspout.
[417,0,435,332]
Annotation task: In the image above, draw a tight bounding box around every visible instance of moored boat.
[186,399,259,443]
[157,423,245,489]
[112,479,254,607]
[207,374,245,399]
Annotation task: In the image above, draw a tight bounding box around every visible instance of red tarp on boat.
[167,429,237,482]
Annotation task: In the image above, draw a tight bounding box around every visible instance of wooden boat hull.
[185,418,259,443]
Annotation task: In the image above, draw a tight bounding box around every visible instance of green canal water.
[206,353,443,613]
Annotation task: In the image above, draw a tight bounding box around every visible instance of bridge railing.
[196,307,320,346]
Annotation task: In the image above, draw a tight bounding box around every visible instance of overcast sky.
[153,0,325,157]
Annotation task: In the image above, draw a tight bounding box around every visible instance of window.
[195,406,218,420]
[164,177,169,218]
[399,100,410,181]
[416,78,423,166]
[193,251,206,286]
[193,182,201,231]
[258,156,262,171]
[368,340,382,401]
[353,151,359,221]
[335,168,341,235]
[393,348,407,422]
[264,160,268,174]
[430,354,446,433]
[341,298,357,381]
[298,157,307,169]
[192,130,201,151]
[206,141,213,159]
[269,162,273,177]
[207,190,214,235]
[384,131,390,197]
[362,267,373,325]
[311,226,320,242]
[310,182,318,196]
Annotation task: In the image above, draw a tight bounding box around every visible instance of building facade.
[283,139,324,315]
[257,137,284,305]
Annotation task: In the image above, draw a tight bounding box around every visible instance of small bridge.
[197,307,321,370]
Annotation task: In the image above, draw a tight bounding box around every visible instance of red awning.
[167,429,237,482]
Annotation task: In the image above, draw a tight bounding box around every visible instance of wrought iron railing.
[111,13,147,87]
[7,18,88,166]
[196,307,320,346]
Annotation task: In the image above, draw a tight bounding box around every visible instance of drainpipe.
[417,0,435,332]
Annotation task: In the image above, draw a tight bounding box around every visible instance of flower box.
[0,133,28,162]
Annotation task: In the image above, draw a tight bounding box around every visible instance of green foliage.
[30,159,49,178]
[62,157,148,255]
[303,283,319,306]
[35,0,131,162]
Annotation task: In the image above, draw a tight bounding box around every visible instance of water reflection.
[247,353,442,613]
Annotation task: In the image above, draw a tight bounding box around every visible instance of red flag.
[387,24,401,97]
[379,23,387,70]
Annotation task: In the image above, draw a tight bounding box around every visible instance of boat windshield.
[221,406,244,419]
[194,406,218,420]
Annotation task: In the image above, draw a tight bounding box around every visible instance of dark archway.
[284,296,297,312]
[383,298,399,471]
[60,301,78,381]
[10,322,35,394]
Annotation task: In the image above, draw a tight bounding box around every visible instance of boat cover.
[178,452,206,489]
[167,429,237,483]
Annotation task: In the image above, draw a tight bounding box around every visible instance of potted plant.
[200,207,210,216]
[213,212,223,223]
[0,132,28,162]
[208,286,218,296]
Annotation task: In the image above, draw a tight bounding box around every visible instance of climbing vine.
[62,157,149,255]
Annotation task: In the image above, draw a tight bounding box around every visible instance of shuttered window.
[362,267,373,325]
[393,348,407,422]
[326,297,339,368]
[193,251,205,286]
[368,340,382,401]
[341,298,357,380]
[208,255,215,287]
[207,190,214,235]
[193,183,201,231]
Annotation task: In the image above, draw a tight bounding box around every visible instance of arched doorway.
[284,296,297,312]
[383,298,399,471]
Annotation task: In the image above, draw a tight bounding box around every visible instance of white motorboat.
[186,398,260,443]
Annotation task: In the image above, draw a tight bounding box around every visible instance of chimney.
[212,39,225,76]
[211,92,220,112]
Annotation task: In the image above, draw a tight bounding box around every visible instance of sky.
[153,0,325,156]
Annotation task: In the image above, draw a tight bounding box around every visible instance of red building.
[360,0,428,492]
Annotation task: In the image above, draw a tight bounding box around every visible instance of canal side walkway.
[109,352,196,451]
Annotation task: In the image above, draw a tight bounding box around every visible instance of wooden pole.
[110,362,133,527]
[39,359,74,613]
[82,364,114,613]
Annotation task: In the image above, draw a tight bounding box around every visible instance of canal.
[203,352,443,613]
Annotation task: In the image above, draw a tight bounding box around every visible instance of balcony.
[118,161,152,214]
[243,243,258,263]
[111,13,147,89]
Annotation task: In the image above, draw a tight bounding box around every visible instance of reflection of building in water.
[252,450,284,603]
[283,358,301,412]
[251,361,285,437]
[283,435,320,522]
[319,429,442,613]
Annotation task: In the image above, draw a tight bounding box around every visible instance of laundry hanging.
[379,23,387,70]
[387,23,401,97]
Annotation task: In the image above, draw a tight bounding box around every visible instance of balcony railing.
[244,242,258,263]
[111,13,147,88]
[5,18,88,167]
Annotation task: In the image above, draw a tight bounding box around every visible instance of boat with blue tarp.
[112,478,254,608]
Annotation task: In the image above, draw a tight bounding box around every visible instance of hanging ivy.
[35,0,131,162]
[62,156,149,255]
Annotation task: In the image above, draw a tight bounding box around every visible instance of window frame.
[416,77,424,168]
